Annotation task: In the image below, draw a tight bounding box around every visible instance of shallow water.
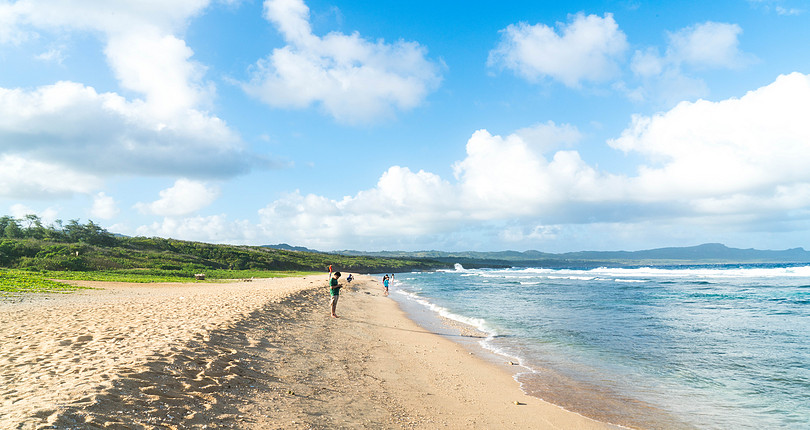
[387,265,810,429]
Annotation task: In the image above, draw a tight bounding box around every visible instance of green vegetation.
[0,215,448,289]
[27,269,316,283]
[0,270,90,295]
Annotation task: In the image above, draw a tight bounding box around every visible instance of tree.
[23,214,47,239]
[4,219,23,239]
[83,220,117,246]
[44,219,66,241]
[0,216,15,238]
[22,214,41,229]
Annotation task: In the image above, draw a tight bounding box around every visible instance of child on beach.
[382,275,389,296]
[329,271,342,318]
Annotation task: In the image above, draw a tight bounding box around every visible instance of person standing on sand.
[327,264,333,279]
[329,271,343,318]
[382,275,389,296]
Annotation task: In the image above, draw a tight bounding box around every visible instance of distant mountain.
[560,243,810,262]
[331,243,810,268]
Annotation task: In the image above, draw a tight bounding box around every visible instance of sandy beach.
[1,274,619,429]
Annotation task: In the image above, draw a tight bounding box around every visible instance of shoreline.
[1,274,619,429]
[387,276,694,430]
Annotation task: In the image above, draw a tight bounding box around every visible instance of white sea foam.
[491,265,810,280]
[393,289,497,337]
[548,275,596,281]
[581,265,810,278]
[437,263,467,273]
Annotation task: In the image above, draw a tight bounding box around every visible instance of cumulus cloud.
[135,214,257,243]
[0,81,250,179]
[611,72,810,203]
[252,73,810,250]
[243,0,443,124]
[105,30,214,116]
[135,179,220,217]
[256,120,608,248]
[258,166,460,244]
[0,1,260,198]
[487,16,755,106]
[0,154,101,198]
[488,12,628,87]
[628,22,755,104]
[666,22,751,69]
[3,0,214,114]
[91,192,119,220]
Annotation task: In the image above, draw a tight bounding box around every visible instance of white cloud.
[0,81,251,181]
[135,215,257,243]
[513,121,583,152]
[105,29,214,116]
[256,121,604,248]
[90,192,119,219]
[499,224,562,243]
[0,3,28,44]
[251,74,810,250]
[257,166,460,245]
[628,22,754,104]
[0,1,258,200]
[34,47,65,65]
[7,204,58,226]
[135,179,220,216]
[488,12,628,87]
[3,1,214,114]
[3,0,208,38]
[243,0,442,124]
[774,6,803,15]
[630,47,665,78]
[452,126,625,217]
[122,73,810,251]
[610,72,810,201]
[666,22,751,70]
[0,154,101,198]
[748,0,804,15]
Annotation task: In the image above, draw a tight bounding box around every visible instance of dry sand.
[1,274,621,429]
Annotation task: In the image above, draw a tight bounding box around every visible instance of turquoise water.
[388,265,810,429]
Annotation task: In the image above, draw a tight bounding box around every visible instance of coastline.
[1,274,618,429]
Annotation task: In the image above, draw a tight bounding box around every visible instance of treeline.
[0,215,116,246]
[0,215,447,274]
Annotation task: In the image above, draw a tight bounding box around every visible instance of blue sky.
[2,0,810,252]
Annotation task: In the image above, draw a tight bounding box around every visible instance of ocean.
[386,264,810,429]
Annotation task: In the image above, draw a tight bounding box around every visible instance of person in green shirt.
[329,271,342,318]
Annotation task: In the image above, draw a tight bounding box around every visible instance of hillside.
[335,243,810,268]
[0,217,449,276]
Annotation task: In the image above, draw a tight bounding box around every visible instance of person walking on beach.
[327,264,333,279]
[329,271,343,318]
[382,275,389,296]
